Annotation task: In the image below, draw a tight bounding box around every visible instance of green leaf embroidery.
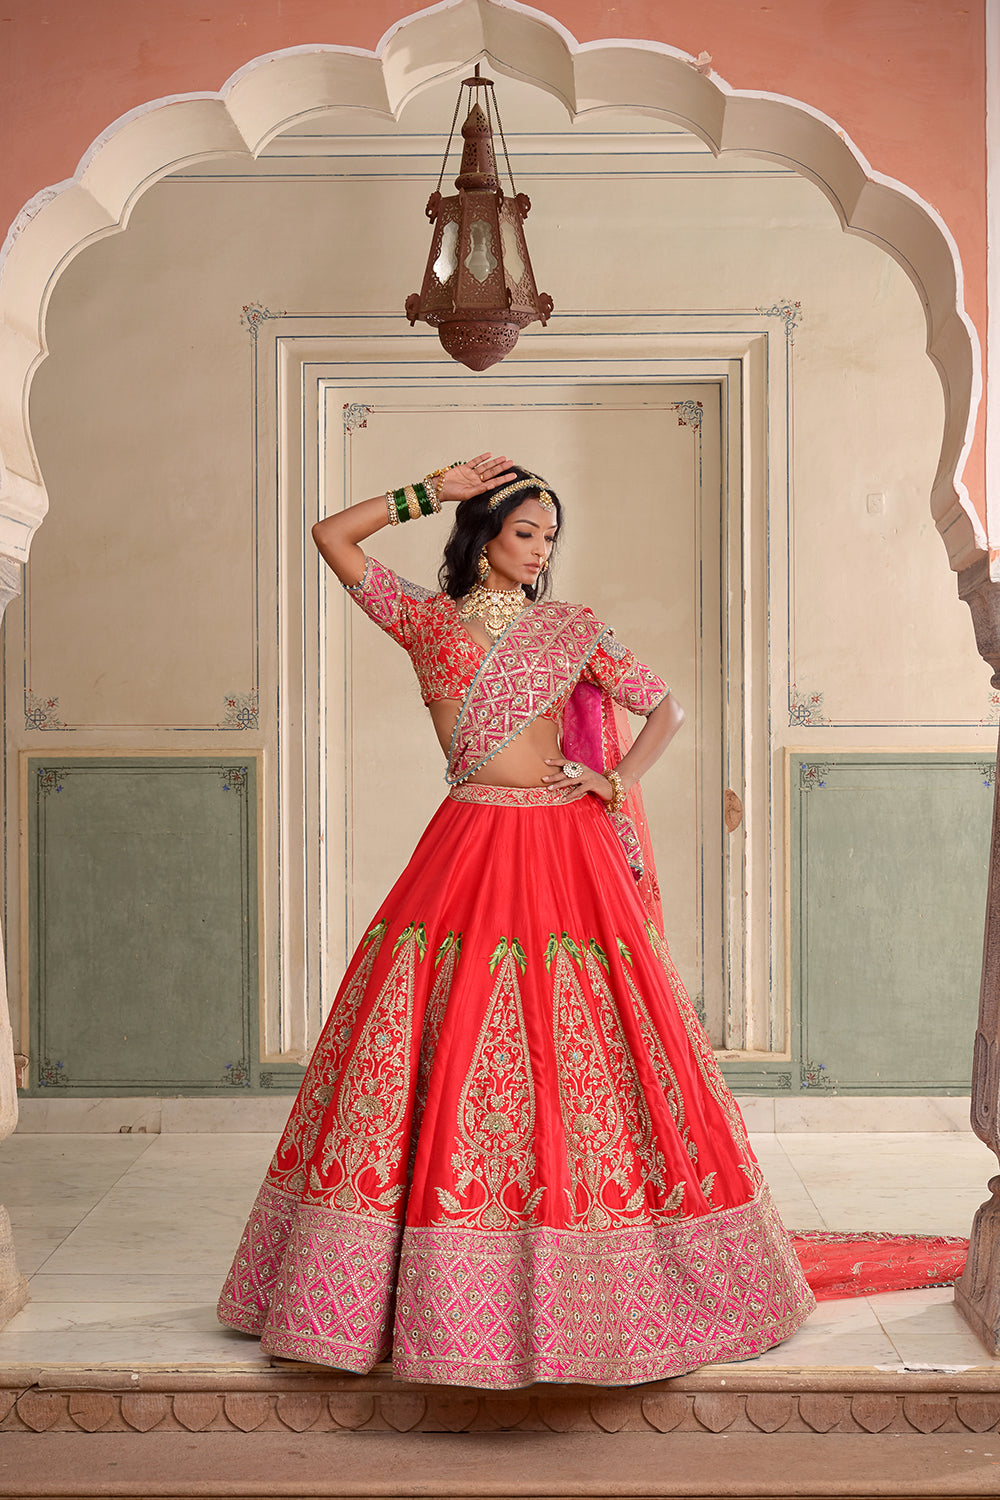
[488,936,509,975]
[544,933,559,973]
[435,931,454,967]
[511,938,527,975]
[588,938,609,972]
[415,923,427,961]
[393,921,415,956]
[616,937,633,967]
[364,919,388,948]
[561,932,582,966]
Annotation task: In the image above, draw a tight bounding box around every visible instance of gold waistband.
[448,783,563,808]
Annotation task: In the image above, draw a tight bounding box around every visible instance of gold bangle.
[606,769,627,817]
[404,485,423,521]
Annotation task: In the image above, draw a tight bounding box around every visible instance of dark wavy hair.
[438,466,563,602]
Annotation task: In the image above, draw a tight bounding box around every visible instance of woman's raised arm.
[312,454,516,587]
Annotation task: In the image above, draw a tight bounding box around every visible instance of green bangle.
[415,481,435,517]
[392,488,409,525]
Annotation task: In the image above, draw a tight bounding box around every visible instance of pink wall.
[1,0,987,518]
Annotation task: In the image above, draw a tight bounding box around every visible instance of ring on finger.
[562,760,586,780]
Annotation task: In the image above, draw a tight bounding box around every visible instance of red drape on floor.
[791,1232,968,1301]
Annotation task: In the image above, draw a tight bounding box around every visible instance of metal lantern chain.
[405,65,554,371]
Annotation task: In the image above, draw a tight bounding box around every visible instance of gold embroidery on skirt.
[311,922,425,1217]
[643,919,763,1191]
[269,919,388,1196]
[434,941,545,1230]
[551,936,680,1230]
[408,933,462,1175]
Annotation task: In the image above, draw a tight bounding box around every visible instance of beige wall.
[6,78,989,1075]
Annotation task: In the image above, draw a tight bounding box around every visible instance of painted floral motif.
[221,692,259,731]
[757,299,803,341]
[241,301,286,343]
[435,941,544,1230]
[800,1058,836,1091]
[673,400,703,430]
[316,923,425,1218]
[25,692,64,731]
[789,686,829,727]
[343,403,374,433]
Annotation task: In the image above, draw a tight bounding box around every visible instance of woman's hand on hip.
[438,453,516,504]
[542,759,613,804]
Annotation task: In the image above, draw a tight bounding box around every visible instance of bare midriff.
[428,699,562,788]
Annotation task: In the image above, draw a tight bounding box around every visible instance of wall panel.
[25,756,260,1094]
[790,753,991,1094]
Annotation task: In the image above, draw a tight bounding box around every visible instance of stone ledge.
[2,1364,1000,1437]
[1,1429,1000,1498]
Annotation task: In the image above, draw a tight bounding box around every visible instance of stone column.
[0,555,27,1326]
[955,562,1000,1352]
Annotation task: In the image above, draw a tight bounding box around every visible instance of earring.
[477,547,491,582]
[539,558,549,573]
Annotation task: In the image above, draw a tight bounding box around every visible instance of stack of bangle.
[606,769,627,817]
[384,463,462,527]
[385,481,438,526]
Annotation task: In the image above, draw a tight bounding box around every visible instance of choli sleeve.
[582,627,670,716]
[343,556,435,650]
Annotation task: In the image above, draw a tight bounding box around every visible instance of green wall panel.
[791,753,992,1093]
[27,757,260,1094]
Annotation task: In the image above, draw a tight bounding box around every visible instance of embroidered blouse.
[345,556,669,719]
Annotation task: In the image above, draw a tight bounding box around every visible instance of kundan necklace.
[458,582,528,639]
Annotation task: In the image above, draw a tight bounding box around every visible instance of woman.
[218,454,815,1388]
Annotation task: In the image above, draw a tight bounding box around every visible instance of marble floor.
[1,1129,999,1373]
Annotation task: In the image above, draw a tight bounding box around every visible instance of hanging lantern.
[405,66,553,371]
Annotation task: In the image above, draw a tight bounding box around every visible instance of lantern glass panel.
[433,221,459,285]
[464,219,498,283]
[500,220,525,284]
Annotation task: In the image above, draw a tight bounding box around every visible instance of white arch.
[0,0,984,569]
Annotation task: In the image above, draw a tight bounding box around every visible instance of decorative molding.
[798,762,831,792]
[673,399,703,430]
[24,691,64,731]
[3,1372,1000,1436]
[241,302,285,344]
[343,403,374,434]
[775,1073,793,1091]
[977,761,998,788]
[800,1059,836,1090]
[221,692,258,731]
[984,691,1000,725]
[757,299,803,342]
[222,1060,251,1088]
[788,687,829,727]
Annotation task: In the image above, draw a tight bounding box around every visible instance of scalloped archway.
[0,0,984,571]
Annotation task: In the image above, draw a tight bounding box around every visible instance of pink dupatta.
[563,680,664,935]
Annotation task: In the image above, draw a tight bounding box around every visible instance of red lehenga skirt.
[218,785,814,1388]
